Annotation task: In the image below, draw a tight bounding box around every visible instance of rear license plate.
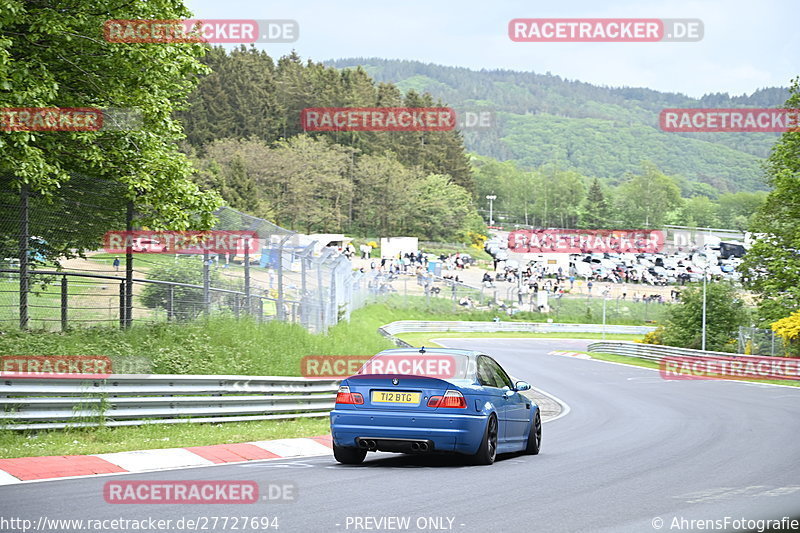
[371,391,421,404]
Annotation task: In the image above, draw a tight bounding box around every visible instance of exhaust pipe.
[358,440,369,449]
[410,442,420,451]
[366,440,377,450]
[418,442,429,451]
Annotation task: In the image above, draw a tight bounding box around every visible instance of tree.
[350,154,415,236]
[680,196,720,228]
[660,282,749,351]
[579,178,612,229]
[616,163,682,228]
[0,0,221,233]
[740,77,800,324]
[407,174,484,242]
[180,46,282,148]
[532,165,585,228]
[716,191,767,229]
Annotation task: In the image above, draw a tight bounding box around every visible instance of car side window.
[477,356,500,388]
[487,358,513,390]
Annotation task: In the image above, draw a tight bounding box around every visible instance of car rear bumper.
[330,409,487,455]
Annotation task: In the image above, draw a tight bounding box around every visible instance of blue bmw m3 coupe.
[330,347,541,465]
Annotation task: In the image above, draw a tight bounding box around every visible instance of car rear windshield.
[356,353,472,380]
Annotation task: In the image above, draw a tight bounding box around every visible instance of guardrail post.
[60,275,68,332]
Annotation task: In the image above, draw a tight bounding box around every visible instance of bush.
[639,326,665,345]
[140,258,225,320]
[660,282,749,351]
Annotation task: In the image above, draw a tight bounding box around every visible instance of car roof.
[374,347,483,358]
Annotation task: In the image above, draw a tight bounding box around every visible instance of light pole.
[601,286,610,340]
[701,266,707,351]
[486,195,497,226]
[696,253,709,351]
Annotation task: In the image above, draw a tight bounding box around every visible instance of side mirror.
[514,380,531,392]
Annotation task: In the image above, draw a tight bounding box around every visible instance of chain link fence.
[737,326,785,356]
[0,175,382,333]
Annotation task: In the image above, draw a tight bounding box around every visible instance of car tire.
[525,410,542,455]
[472,414,498,465]
[333,443,367,465]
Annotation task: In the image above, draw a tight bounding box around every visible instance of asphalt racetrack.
[2,338,799,533]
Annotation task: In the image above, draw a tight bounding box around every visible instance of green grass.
[588,351,660,369]
[0,277,122,329]
[0,417,330,459]
[588,351,800,387]
[545,296,668,324]
[397,331,644,348]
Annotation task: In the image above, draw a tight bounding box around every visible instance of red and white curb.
[548,350,591,360]
[0,435,333,485]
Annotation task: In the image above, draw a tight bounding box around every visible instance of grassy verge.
[397,331,644,348]
[0,295,657,376]
[0,417,330,459]
[588,352,800,387]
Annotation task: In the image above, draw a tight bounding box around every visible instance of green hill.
[328,58,788,193]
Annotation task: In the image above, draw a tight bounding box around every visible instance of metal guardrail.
[0,374,339,430]
[380,320,656,336]
[588,341,757,362]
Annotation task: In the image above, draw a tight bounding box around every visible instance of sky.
[184,0,797,99]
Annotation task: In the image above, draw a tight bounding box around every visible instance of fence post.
[18,182,29,330]
[244,237,250,316]
[167,285,174,321]
[316,251,331,332]
[276,234,291,321]
[203,250,210,318]
[300,250,308,327]
[119,281,125,329]
[124,201,133,328]
[61,275,68,332]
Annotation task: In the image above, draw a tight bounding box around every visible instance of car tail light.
[427,390,467,408]
[335,385,363,405]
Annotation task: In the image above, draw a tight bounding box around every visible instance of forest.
[176,48,772,240]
